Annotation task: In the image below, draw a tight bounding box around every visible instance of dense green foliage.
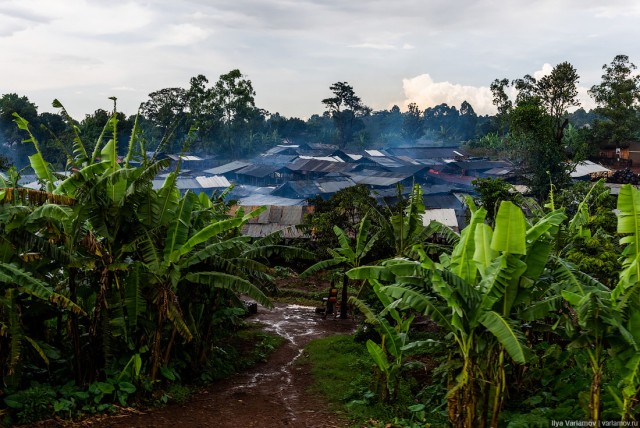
[336,182,640,426]
[0,103,315,424]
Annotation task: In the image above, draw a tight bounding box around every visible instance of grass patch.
[301,334,433,427]
[274,287,324,306]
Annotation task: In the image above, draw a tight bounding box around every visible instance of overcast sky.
[1,0,639,119]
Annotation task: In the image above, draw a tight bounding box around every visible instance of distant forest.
[0,56,635,170]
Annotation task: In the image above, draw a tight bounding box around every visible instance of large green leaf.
[366,340,390,372]
[450,207,486,284]
[518,296,563,321]
[347,265,395,282]
[383,285,455,334]
[185,272,272,308]
[348,296,377,324]
[182,237,251,269]
[166,300,193,341]
[473,223,497,279]
[300,258,346,278]
[615,184,640,301]
[124,263,147,329]
[28,153,55,191]
[242,245,315,262]
[172,217,245,261]
[333,226,356,262]
[491,201,526,255]
[164,192,196,263]
[526,208,566,244]
[479,310,527,363]
[0,263,86,315]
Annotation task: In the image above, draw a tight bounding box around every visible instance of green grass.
[301,334,432,427]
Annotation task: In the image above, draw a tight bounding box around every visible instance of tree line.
[0,55,638,200]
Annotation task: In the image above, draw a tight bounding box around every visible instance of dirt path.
[99,304,355,428]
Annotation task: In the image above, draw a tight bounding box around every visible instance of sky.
[1,0,639,119]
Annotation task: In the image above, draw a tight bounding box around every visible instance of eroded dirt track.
[100,304,355,428]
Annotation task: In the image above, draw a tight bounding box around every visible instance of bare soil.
[38,304,355,428]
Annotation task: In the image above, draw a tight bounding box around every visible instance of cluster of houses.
[154,143,521,237]
[16,142,613,238]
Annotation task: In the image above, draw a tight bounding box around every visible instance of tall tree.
[424,103,460,141]
[212,69,257,157]
[322,82,370,147]
[458,100,479,141]
[401,102,423,141]
[139,87,189,152]
[588,54,640,149]
[186,74,220,150]
[508,62,582,199]
[490,78,512,134]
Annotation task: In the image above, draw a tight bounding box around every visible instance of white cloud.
[533,63,553,79]
[400,64,598,117]
[153,23,210,46]
[348,42,395,50]
[110,86,137,92]
[400,74,496,115]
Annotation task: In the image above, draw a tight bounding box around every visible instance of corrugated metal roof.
[264,146,299,155]
[236,164,283,178]
[422,208,459,229]
[175,178,201,189]
[385,147,467,159]
[483,167,512,176]
[241,224,308,238]
[237,194,306,206]
[425,170,475,187]
[449,160,512,171]
[365,149,385,157]
[570,161,610,178]
[348,169,412,179]
[298,155,344,163]
[286,158,356,173]
[167,154,203,161]
[367,156,405,168]
[256,154,299,165]
[317,177,355,193]
[195,175,231,188]
[424,194,464,210]
[203,161,250,175]
[272,177,356,198]
[307,143,338,151]
[348,174,408,187]
[272,181,318,198]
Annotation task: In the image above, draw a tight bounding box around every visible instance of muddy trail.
[98,304,355,428]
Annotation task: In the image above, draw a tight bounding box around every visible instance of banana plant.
[608,184,640,421]
[348,200,566,427]
[301,213,380,318]
[554,183,640,423]
[131,183,276,380]
[349,282,418,402]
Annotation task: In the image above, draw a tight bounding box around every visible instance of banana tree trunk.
[448,358,477,428]
[340,272,348,319]
[490,349,506,428]
[69,268,83,384]
[590,364,602,424]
